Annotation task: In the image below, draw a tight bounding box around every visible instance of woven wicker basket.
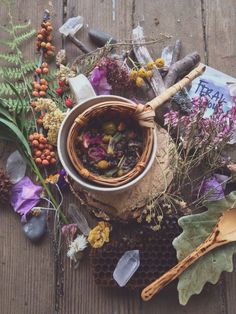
[67,65,205,187]
[67,101,153,186]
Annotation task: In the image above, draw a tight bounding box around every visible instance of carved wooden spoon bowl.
[141,208,236,301]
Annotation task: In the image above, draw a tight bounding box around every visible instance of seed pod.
[97,160,109,169]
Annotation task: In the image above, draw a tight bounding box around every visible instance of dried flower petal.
[88,221,111,248]
[11,177,42,222]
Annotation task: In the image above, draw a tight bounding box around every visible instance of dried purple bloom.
[62,223,78,239]
[57,169,68,190]
[88,147,107,161]
[90,67,112,95]
[82,132,102,148]
[201,176,225,201]
[11,176,42,222]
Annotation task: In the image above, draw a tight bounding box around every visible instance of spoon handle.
[141,233,221,301]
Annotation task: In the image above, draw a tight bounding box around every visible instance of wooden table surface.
[0,1,236,313]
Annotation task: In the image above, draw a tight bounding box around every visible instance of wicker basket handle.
[146,64,206,112]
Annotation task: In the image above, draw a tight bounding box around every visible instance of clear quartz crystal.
[68,203,91,236]
[161,45,174,67]
[59,16,84,36]
[113,250,140,287]
[6,150,27,184]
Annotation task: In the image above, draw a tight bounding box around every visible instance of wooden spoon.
[141,208,236,301]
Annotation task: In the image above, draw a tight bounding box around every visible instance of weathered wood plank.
[205,0,236,76]
[205,1,236,314]
[0,0,64,313]
[133,0,205,61]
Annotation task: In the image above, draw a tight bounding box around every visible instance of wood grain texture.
[1,0,236,313]
[0,1,63,313]
[133,0,205,61]
[205,0,236,75]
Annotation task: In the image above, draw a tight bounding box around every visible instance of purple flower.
[11,176,42,222]
[62,223,78,239]
[88,147,107,161]
[57,169,68,190]
[200,176,225,201]
[82,132,102,148]
[90,67,112,95]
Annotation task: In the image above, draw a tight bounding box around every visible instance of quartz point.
[161,45,174,67]
[68,203,91,236]
[59,16,84,37]
[113,250,140,287]
[6,150,27,184]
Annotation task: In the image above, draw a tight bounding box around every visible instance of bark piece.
[164,52,201,88]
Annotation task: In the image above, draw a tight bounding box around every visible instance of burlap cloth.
[69,125,176,220]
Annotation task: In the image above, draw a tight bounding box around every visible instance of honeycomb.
[90,215,181,289]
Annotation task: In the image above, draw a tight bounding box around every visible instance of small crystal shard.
[68,203,91,236]
[6,150,27,184]
[59,16,84,36]
[113,250,140,287]
[161,45,174,67]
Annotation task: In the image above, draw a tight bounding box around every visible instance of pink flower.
[11,177,42,222]
[82,132,103,148]
[62,224,78,239]
[90,67,112,95]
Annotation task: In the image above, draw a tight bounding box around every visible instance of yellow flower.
[135,77,144,87]
[146,61,155,70]
[45,174,59,184]
[146,70,153,78]
[88,221,111,248]
[129,69,138,80]
[138,67,147,78]
[155,58,165,68]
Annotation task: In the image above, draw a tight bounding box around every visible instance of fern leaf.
[0,39,13,48]
[10,29,36,49]
[0,53,21,64]
[1,98,29,114]
[13,21,31,31]
[0,25,12,34]
[0,82,27,96]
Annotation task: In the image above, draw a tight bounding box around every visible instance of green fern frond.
[0,53,21,64]
[1,98,29,114]
[13,21,31,31]
[0,82,27,96]
[0,25,12,34]
[0,61,37,80]
[9,29,36,49]
[0,39,13,48]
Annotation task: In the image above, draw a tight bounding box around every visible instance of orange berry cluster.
[36,20,55,57]
[28,133,57,166]
[32,74,49,97]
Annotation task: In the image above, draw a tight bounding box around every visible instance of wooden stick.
[132,25,165,96]
[141,229,221,301]
[148,64,205,111]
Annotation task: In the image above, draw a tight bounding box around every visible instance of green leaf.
[0,99,15,122]
[0,53,20,64]
[0,117,31,156]
[173,192,236,305]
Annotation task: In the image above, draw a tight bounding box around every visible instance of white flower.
[67,234,88,261]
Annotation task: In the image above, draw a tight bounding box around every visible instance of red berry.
[56,87,64,95]
[58,81,65,87]
[65,97,73,108]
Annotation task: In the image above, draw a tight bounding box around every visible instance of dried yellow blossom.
[57,64,76,83]
[88,221,111,248]
[155,57,165,68]
[34,99,64,145]
[45,174,59,184]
